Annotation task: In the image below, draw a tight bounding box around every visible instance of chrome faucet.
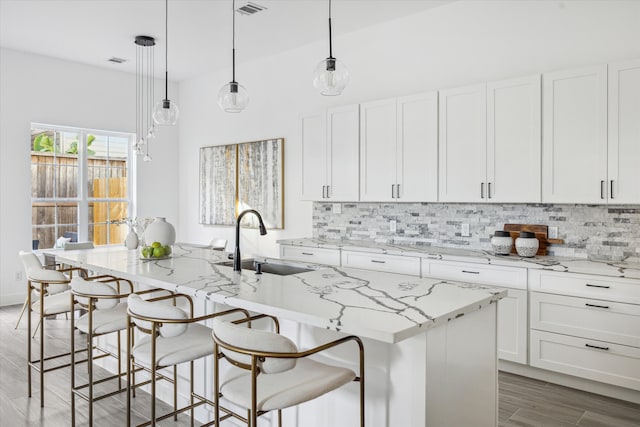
[234,209,267,272]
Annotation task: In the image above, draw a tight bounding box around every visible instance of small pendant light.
[134,35,155,157]
[313,0,349,96]
[218,0,249,113]
[153,0,179,125]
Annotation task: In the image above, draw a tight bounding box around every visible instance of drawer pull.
[371,260,386,264]
[585,343,609,351]
[301,252,314,256]
[461,270,480,274]
[585,303,610,309]
[585,283,610,289]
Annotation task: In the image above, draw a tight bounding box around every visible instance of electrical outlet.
[461,223,470,237]
[549,226,559,239]
[389,220,397,233]
[332,203,342,214]
[15,271,23,281]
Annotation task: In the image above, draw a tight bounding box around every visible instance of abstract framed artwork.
[199,138,284,229]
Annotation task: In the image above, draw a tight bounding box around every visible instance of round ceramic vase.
[491,230,513,255]
[515,231,539,257]
[143,217,176,246]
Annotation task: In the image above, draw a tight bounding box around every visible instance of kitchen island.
[57,244,506,427]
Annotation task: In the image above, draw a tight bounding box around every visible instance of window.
[30,124,135,249]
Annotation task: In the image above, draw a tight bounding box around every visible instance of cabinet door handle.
[391,184,396,199]
[301,252,314,256]
[585,343,609,351]
[371,260,386,264]
[326,185,331,198]
[586,283,610,289]
[585,303,610,309]
[600,180,605,199]
[322,185,326,198]
[487,182,492,199]
[610,180,614,199]
[480,182,485,199]
[396,184,400,199]
[462,270,480,274]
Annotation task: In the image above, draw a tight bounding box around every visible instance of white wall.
[0,48,179,305]
[177,0,640,257]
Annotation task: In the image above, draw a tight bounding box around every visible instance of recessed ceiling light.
[108,57,127,64]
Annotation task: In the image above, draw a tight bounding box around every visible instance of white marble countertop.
[55,244,505,343]
[277,238,640,280]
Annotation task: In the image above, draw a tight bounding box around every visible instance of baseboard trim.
[499,360,640,404]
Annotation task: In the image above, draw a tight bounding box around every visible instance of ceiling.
[0,0,452,81]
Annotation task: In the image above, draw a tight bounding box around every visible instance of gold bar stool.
[212,315,365,427]
[126,293,249,427]
[18,250,87,407]
[70,275,135,426]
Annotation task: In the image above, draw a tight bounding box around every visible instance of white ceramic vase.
[125,229,139,250]
[143,217,176,246]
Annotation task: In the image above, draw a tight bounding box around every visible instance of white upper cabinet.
[360,92,438,202]
[397,92,439,202]
[301,111,327,200]
[608,59,640,204]
[439,84,487,202]
[439,77,540,203]
[542,65,608,203]
[301,104,360,201]
[487,75,541,203]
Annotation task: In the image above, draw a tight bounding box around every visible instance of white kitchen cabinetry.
[341,251,421,276]
[301,104,360,201]
[608,59,640,204]
[359,92,438,202]
[422,259,529,364]
[529,270,640,390]
[542,65,608,203]
[439,75,541,203]
[279,245,341,267]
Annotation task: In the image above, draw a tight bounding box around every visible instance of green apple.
[163,245,172,256]
[151,241,162,249]
[141,246,152,258]
[153,246,166,258]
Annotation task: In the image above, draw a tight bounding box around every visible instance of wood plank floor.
[1,304,639,426]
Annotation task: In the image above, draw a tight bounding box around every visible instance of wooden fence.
[31,153,128,248]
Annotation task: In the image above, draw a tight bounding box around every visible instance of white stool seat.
[132,323,214,368]
[31,291,76,315]
[76,302,128,334]
[221,358,355,412]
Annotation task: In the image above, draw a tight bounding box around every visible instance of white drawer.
[423,260,527,290]
[531,292,640,347]
[529,270,640,304]
[341,251,420,276]
[530,329,640,390]
[279,245,340,267]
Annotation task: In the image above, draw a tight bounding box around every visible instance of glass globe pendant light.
[313,0,349,96]
[134,35,155,157]
[218,0,249,113]
[153,0,179,125]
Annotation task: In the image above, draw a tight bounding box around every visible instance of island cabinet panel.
[279,245,341,266]
[608,58,640,204]
[422,259,529,365]
[300,104,360,201]
[542,65,608,203]
[359,92,438,202]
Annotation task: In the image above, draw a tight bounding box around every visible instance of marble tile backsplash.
[312,203,640,262]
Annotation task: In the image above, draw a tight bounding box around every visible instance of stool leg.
[126,318,132,427]
[14,296,28,329]
[71,294,76,426]
[151,324,157,426]
[174,364,178,422]
[190,361,194,427]
[27,282,32,398]
[39,286,45,407]
[88,304,94,426]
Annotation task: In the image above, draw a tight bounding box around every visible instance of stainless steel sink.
[217,258,314,276]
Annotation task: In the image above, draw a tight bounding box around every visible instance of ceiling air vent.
[108,57,127,64]
[236,2,267,16]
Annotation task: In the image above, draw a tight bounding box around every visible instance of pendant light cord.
[328,0,333,59]
[232,0,236,83]
[164,0,169,100]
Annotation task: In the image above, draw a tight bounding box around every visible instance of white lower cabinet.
[530,329,640,391]
[279,245,341,267]
[341,251,421,276]
[529,270,640,390]
[421,259,528,364]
